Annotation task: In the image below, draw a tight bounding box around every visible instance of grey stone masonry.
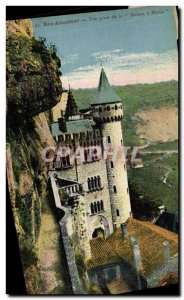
[130,237,142,271]
[50,171,86,294]
[163,241,170,262]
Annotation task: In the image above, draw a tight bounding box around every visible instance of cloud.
[61,49,178,88]
[91,49,178,71]
[62,53,79,65]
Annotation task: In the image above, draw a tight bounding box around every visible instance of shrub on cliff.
[6,34,62,125]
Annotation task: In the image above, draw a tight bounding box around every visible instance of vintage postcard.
[6,6,179,295]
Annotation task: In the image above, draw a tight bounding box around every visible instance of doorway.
[92,228,105,239]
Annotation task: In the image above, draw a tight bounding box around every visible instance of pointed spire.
[65,86,79,120]
[92,68,122,106]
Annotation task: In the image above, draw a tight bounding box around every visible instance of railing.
[62,183,83,196]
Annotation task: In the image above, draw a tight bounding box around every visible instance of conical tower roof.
[92,68,122,106]
[65,86,79,120]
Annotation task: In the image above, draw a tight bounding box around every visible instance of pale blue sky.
[31,7,178,88]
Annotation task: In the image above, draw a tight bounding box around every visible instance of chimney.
[58,117,67,132]
[131,237,142,271]
[163,241,170,262]
[121,223,128,238]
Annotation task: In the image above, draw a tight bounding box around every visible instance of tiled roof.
[51,118,93,136]
[86,218,178,276]
[92,68,122,106]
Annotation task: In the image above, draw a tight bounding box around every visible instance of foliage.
[20,237,38,268]
[128,153,178,214]
[142,140,178,152]
[72,81,178,146]
[6,34,62,127]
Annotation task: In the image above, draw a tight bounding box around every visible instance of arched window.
[84,149,88,162]
[107,117,110,123]
[100,200,104,211]
[107,106,110,111]
[97,201,100,212]
[115,105,118,110]
[97,176,101,188]
[110,161,114,168]
[116,209,120,216]
[94,202,97,213]
[99,107,102,112]
[91,177,94,190]
[62,156,66,167]
[113,185,117,193]
[115,116,118,121]
[107,136,111,143]
[66,155,70,166]
[87,148,90,162]
[94,176,97,189]
[111,116,114,122]
[91,203,94,214]
[88,178,91,191]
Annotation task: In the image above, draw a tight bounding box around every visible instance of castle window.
[94,202,97,213]
[91,177,94,190]
[87,176,102,192]
[99,107,102,112]
[113,185,117,193]
[84,149,88,162]
[100,200,104,211]
[110,161,114,168]
[107,117,110,123]
[115,105,118,110]
[90,203,94,214]
[94,176,97,189]
[97,201,101,212]
[115,116,118,121]
[116,209,120,216]
[88,178,91,191]
[111,116,114,122]
[107,136,111,143]
[66,155,70,166]
[107,106,110,111]
[61,156,66,167]
[97,176,101,188]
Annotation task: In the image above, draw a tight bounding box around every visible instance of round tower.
[91,69,131,228]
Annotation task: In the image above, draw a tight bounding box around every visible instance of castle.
[51,69,132,259]
[49,69,178,294]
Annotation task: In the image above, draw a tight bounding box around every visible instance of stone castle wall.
[93,102,131,226]
[103,121,131,225]
[49,172,87,294]
[58,158,114,238]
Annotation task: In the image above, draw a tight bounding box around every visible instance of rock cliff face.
[6,20,70,294]
[6,19,33,38]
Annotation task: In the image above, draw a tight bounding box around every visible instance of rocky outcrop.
[6,19,33,38]
[6,19,68,294]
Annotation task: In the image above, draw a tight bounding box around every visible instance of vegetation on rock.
[6,33,62,127]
